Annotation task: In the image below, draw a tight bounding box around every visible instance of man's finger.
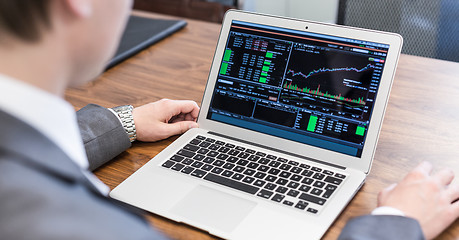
[168,100,200,119]
[433,168,455,186]
[163,121,199,136]
[446,184,459,202]
[412,161,433,176]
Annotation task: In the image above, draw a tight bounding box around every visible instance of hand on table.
[132,99,200,142]
[377,161,459,239]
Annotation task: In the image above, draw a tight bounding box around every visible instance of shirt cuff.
[107,108,123,125]
[371,206,405,216]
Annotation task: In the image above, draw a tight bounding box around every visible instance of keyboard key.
[300,163,310,169]
[257,165,269,172]
[283,200,294,206]
[325,184,337,191]
[335,173,346,179]
[324,176,343,185]
[257,189,273,199]
[207,151,219,157]
[280,171,291,178]
[301,170,313,177]
[228,150,240,156]
[204,173,259,194]
[287,181,300,189]
[275,178,288,186]
[256,152,267,157]
[323,170,334,175]
[212,160,225,167]
[266,154,277,160]
[202,164,213,171]
[243,169,255,176]
[236,159,249,166]
[268,168,280,175]
[182,158,194,165]
[258,158,269,164]
[264,183,277,190]
[181,166,194,174]
[205,138,216,143]
[288,160,299,166]
[254,180,266,187]
[242,176,255,184]
[247,162,259,169]
[218,147,230,153]
[221,170,234,177]
[248,155,260,161]
[183,144,199,152]
[254,172,266,179]
[232,173,244,180]
[190,139,201,145]
[280,164,291,171]
[199,141,211,148]
[287,189,300,197]
[162,160,175,168]
[215,140,225,145]
[265,175,277,182]
[238,152,250,159]
[299,193,326,205]
[225,143,235,148]
[196,135,206,140]
[235,146,245,151]
[234,166,245,173]
[277,157,288,163]
[170,155,184,162]
[191,161,204,168]
[193,154,205,161]
[275,186,288,194]
[271,194,285,202]
[223,163,235,170]
[203,157,214,164]
[290,174,302,182]
[191,169,206,178]
[171,163,185,171]
[313,173,325,180]
[211,167,223,174]
[295,201,308,210]
[313,181,326,188]
[311,188,323,196]
[216,153,229,160]
[299,185,311,192]
[307,208,318,214]
[268,161,281,168]
[291,167,302,174]
[245,149,256,154]
[311,167,322,172]
[227,156,239,163]
[302,178,314,185]
[177,150,195,159]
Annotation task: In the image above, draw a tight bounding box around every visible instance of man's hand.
[132,99,200,142]
[377,161,459,239]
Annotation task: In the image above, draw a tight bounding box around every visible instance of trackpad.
[171,185,256,233]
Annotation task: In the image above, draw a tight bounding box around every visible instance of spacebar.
[204,173,259,195]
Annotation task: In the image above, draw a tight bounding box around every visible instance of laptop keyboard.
[161,135,346,214]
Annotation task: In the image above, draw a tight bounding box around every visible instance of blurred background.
[133,0,459,62]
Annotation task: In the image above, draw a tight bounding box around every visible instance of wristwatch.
[110,105,137,142]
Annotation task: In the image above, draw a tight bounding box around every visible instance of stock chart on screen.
[208,21,389,157]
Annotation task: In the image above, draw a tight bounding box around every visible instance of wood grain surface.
[65,10,459,240]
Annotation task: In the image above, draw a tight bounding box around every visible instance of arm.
[339,162,459,240]
[77,99,200,171]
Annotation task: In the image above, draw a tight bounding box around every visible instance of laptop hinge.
[208,131,346,170]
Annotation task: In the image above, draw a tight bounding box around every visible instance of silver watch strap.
[110,105,137,142]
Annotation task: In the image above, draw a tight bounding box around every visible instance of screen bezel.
[197,10,403,174]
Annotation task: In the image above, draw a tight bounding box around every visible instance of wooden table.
[65,10,459,240]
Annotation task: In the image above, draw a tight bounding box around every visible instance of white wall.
[242,0,339,23]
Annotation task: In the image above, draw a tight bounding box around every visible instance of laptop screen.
[206,20,390,158]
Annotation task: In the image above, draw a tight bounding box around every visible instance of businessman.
[0,0,457,239]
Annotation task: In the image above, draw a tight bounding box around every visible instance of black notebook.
[106,15,187,69]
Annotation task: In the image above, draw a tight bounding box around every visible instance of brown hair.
[0,0,52,42]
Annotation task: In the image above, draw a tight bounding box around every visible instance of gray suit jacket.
[0,104,424,239]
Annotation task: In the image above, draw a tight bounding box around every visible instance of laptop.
[110,10,402,240]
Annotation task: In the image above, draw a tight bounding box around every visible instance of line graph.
[283,82,366,105]
[286,63,375,80]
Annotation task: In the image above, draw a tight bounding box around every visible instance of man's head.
[0,0,133,95]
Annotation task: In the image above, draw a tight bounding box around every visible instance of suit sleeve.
[338,215,425,240]
[77,104,131,171]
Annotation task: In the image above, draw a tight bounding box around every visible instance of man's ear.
[64,0,93,18]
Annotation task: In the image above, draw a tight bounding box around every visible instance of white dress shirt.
[0,74,109,194]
